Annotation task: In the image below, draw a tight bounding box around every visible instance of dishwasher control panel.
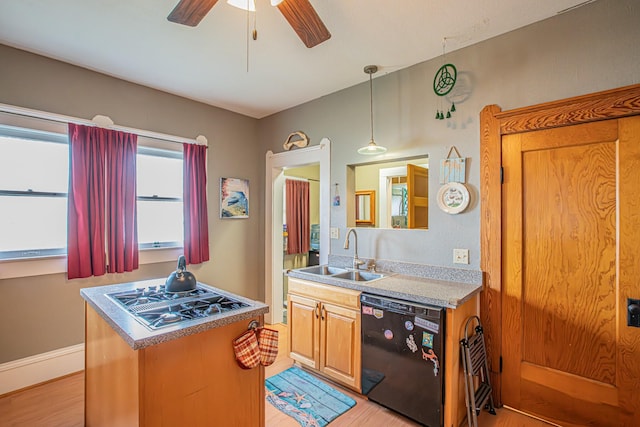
[360,294,442,319]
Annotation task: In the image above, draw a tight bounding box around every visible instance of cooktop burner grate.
[107,285,249,330]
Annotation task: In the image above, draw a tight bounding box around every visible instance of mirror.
[349,156,429,229]
[355,190,376,227]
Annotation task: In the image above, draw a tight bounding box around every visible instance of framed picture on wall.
[220,177,249,219]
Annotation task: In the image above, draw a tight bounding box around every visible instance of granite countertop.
[287,266,482,309]
[80,278,269,350]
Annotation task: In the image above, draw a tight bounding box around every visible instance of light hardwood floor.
[0,323,552,427]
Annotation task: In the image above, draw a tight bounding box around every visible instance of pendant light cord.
[245,0,258,72]
[369,71,374,142]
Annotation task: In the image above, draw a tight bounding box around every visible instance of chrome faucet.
[343,228,365,269]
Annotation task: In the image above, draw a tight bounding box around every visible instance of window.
[0,121,185,260]
[0,126,69,259]
[136,146,184,249]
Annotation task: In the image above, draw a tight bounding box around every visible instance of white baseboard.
[0,344,84,395]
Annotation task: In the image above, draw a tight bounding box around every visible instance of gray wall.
[1,0,639,364]
[258,0,640,268]
[0,45,262,363]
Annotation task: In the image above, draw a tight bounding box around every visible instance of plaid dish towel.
[257,327,279,366]
[233,329,261,369]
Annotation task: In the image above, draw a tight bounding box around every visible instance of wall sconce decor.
[283,131,309,150]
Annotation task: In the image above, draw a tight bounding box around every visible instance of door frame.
[264,138,331,324]
[378,165,406,229]
[479,83,640,406]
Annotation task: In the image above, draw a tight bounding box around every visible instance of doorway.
[264,138,331,325]
[480,84,640,427]
[502,118,638,426]
[282,166,321,323]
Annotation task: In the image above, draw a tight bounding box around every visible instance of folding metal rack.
[460,315,496,427]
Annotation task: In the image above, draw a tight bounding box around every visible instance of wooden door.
[320,302,361,390]
[501,117,640,426]
[288,294,320,369]
[407,164,428,229]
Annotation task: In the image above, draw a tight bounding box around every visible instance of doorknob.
[628,298,640,328]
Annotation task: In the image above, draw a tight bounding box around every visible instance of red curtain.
[106,132,139,273]
[67,124,138,279]
[286,179,310,255]
[67,124,107,279]
[183,143,209,264]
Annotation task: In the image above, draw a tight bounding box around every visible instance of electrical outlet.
[453,248,469,264]
[330,227,339,239]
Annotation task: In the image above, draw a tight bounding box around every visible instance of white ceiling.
[0,0,592,119]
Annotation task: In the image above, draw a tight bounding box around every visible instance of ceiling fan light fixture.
[170,0,330,48]
[227,0,256,11]
[358,65,387,156]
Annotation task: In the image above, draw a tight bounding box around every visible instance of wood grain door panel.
[617,116,640,424]
[288,294,319,369]
[320,302,361,389]
[521,141,617,384]
[502,117,640,426]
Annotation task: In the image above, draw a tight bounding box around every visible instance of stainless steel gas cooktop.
[107,284,249,330]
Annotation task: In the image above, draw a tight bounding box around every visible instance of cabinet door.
[320,302,361,390]
[288,294,320,369]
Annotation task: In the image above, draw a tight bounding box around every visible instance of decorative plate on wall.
[437,182,469,214]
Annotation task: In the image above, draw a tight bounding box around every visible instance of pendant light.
[358,65,387,155]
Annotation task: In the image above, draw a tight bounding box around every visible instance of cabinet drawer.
[288,277,360,309]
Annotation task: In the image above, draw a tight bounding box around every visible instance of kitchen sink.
[332,271,385,282]
[294,265,349,276]
[291,264,389,283]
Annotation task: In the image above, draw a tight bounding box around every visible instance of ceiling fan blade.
[276,0,331,48]
[168,0,220,27]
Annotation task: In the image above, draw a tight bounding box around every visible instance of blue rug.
[266,367,356,427]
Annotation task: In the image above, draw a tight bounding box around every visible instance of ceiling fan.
[167,0,331,48]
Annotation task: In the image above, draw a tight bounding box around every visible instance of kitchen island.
[81,278,269,427]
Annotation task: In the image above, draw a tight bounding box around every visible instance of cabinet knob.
[315,304,320,319]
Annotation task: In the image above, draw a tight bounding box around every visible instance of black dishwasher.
[361,293,445,427]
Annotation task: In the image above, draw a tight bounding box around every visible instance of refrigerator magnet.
[405,320,414,331]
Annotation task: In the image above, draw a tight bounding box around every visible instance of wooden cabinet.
[287,277,361,391]
[288,276,480,427]
[84,304,265,427]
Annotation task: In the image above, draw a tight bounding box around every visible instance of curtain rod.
[285,176,319,182]
[0,103,207,146]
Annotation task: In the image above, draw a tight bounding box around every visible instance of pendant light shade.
[358,65,387,155]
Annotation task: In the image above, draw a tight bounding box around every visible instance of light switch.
[453,248,469,264]
[330,227,339,239]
